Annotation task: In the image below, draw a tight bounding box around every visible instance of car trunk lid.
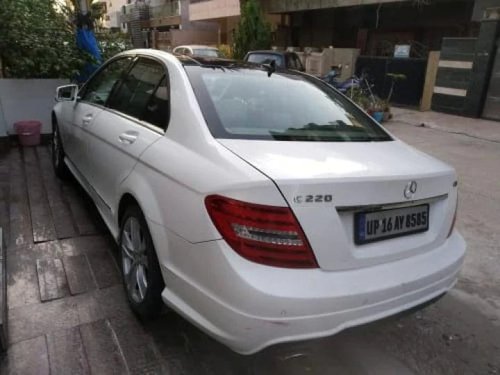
[218,139,457,271]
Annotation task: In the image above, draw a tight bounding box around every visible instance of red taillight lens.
[205,195,318,269]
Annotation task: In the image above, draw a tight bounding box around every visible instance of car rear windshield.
[193,49,220,58]
[185,66,392,142]
[246,53,284,67]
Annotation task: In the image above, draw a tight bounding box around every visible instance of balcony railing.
[121,3,149,23]
[149,1,181,20]
[121,1,181,28]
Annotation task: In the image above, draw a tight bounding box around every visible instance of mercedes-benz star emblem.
[404,181,417,200]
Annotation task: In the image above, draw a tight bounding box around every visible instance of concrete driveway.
[0,110,499,374]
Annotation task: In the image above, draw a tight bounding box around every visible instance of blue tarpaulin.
[75,28,102,83]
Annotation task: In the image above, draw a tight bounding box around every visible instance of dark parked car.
[244,50,305,72]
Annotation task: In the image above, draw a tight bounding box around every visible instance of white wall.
[0,79,68,136]
[0,97,7,137]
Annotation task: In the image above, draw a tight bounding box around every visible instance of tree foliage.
[0,0,90,79]
[98,32,133,63]
[233,0,271,60]
[0,0,131,79]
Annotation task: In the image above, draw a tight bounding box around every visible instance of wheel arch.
[51,111,57,128]
[118,192,141,227]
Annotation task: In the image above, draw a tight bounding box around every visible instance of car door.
[84,56,168,215]
[69,56,134,177]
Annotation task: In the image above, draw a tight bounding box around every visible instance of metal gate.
[355,56,427,107]
[483,39,500,120]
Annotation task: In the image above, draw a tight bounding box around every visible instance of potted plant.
[369,96,385,122]
[381,99,392,122]
[383,73,406,122]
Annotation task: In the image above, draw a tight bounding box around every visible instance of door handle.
[82,114,93,126]
[118,132,138,144]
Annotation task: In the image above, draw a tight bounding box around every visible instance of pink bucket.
[14,121,42,147]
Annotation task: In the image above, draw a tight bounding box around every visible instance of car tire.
[51,121,70,179]
[119,204,164,319]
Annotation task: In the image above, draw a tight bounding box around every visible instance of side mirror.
[55,84,79,102]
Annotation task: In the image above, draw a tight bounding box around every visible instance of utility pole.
[80,0,89,14]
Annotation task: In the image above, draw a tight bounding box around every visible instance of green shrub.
[233,0,271,60]
[0,0,89,79]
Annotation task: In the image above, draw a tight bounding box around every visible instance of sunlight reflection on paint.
[262,154,368,178]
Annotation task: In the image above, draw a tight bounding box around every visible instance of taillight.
[205,195,318,269]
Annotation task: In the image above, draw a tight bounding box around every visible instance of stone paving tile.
[46,326,90,375]
[87,249,121,289]
[8,148,32,248]
[0,335,50,375]
[36,258,69,302]
[7,241,64,309]
[23,147,57,243]
[79,319,128,375]
[6,249,40,308]
[94,284,137,322]
[37,146,79,239]
[63,254,97,295]
[8,291,103,345]
[109,315,167,374]
[7,239,64,257]
[60,235,116,257]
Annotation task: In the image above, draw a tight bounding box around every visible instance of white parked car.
[52,49,466,354]
[172,45,222,58]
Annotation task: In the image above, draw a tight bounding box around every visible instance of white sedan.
[172,45,222,58]
[52,49,466,354]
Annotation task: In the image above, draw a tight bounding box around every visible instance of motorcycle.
[321,65,361,94]
[322,66,376,100]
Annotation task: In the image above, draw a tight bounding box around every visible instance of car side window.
[142,76,169,130]
[107,58,169,130]
[80,57,133,105]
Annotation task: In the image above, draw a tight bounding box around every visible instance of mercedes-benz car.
[52,49,466,354]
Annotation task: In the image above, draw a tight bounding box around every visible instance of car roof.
[115,49,302,74]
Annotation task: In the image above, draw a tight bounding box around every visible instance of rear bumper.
[158,228,466,354]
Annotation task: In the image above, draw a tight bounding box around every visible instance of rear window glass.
[246,54,284,68]
[185,67,392,142]
[193,49,220,57]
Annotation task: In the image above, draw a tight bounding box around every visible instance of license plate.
[354,204,429,244]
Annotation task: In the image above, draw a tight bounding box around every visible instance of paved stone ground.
[0,114,499,374]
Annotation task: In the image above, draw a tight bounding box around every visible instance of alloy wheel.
[121,216,149,304]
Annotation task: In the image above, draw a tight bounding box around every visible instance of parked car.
[244,50,305,71]
[52,49,465,354]
[173,45,222,58]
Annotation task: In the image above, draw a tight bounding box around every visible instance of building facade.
[188,0,282,45]
[122,0,219,49]
[95,0,129,32]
